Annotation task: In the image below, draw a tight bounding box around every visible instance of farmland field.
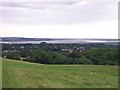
[2,58,118,88]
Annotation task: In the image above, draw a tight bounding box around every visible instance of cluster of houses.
[61,46,85,53]
[2,45,86,60]
[3,46,86,54]
[3,50,20,53]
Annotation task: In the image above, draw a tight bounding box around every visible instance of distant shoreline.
[0,37,119,44]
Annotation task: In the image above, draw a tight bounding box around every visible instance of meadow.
[0,57,2,89]
[2,58,118,88]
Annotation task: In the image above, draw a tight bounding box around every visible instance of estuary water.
[0,39,119,44]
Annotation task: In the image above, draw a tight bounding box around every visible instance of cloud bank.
[0,0,118,39]
[1,0,118,25]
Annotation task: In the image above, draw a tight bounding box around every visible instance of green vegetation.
[2,43,119,65]
[0,57,2,89]
[3,58,118,88]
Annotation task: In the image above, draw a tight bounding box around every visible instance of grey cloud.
[1,1,118,25]
[1,2,78,10]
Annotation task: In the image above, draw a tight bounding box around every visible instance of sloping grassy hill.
[0,57,2,89]
[2,58,118,88]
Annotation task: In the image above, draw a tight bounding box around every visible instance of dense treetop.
[2,43,119,65]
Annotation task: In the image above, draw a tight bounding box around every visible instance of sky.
[0,0,119,39]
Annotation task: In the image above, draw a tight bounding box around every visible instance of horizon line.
[0,37,119,39]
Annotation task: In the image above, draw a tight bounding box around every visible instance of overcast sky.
[0,0,118,39]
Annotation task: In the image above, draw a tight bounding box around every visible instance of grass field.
[0,57,2,89]
[2,58,118,88]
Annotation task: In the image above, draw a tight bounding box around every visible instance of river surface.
[0,39,119,44]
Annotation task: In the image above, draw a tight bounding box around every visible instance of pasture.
[2,58,118,88]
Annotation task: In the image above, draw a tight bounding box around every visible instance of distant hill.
[1,37,53,42]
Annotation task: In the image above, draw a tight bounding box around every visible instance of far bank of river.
[0,39,119,44]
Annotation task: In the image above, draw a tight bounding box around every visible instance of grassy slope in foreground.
[2,58,118,88]
[0,57,2,89]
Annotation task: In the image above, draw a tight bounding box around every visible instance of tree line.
[2,43,119,65]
